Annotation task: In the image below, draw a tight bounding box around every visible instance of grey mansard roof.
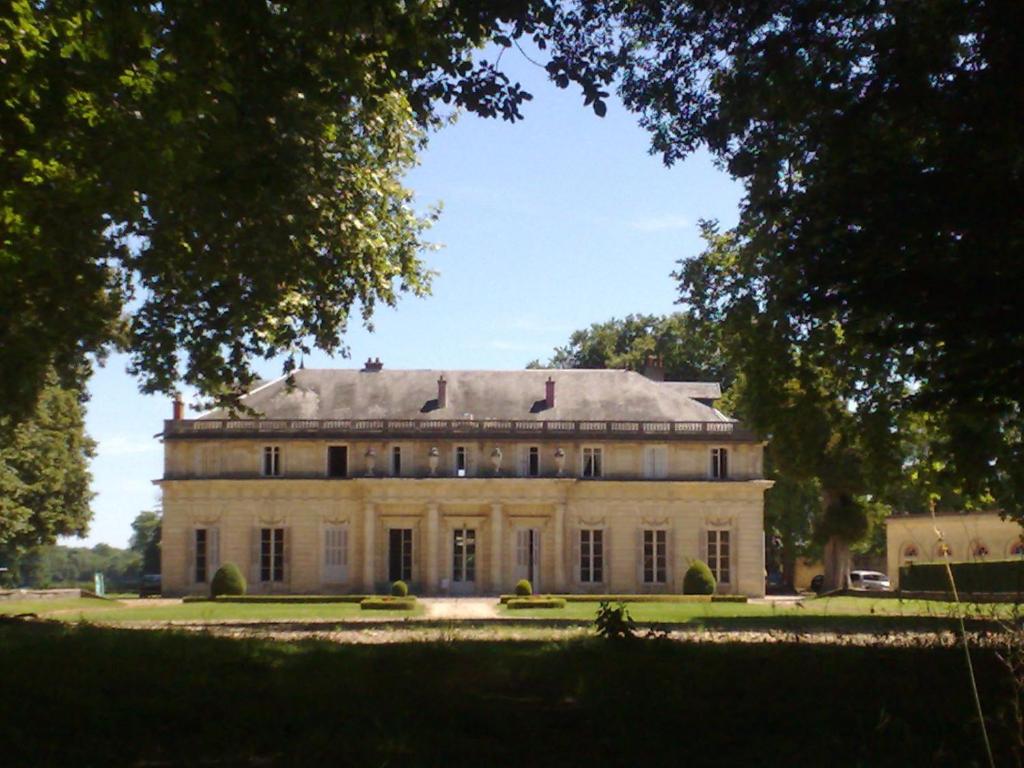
[200,368,732,423]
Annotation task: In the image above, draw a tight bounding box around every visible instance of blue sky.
[75,50,743,548]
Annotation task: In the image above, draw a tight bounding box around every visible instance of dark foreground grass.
[0,621,1020,768]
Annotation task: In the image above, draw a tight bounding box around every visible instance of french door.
[515,528,540,590]
[451,527,476,594]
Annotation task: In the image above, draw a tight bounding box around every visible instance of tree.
[2,0,551,421]
[489,1,1024,524]
[130,510,162,575]
[529,312,733,386]
[0,374,94,557]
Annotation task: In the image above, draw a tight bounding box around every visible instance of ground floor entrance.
[450,527,477,595]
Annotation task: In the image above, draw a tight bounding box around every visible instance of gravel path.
[423,598,500,620]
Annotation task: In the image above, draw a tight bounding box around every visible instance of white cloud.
[627,214,690,233]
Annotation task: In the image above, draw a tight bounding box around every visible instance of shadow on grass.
[0,619,1021,767]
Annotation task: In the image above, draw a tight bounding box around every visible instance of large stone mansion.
[158,361,771,596]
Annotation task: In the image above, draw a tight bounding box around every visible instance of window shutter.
[209,527,221,574]
[667,528,675,588]
[251,527,261,587]
[186,529,196,586]
[635,528,644,589]
[571,528,581,585]
[284,527,293,587]
[601,527,610,587]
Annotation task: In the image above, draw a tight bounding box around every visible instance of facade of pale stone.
[885,511,1024,587]
[158,366,772,596]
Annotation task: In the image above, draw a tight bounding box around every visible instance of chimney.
[545,377,556,409]
[642,354,665,382]
[363,357,383,372]
[172,393,185,421]
[437,375,447,408]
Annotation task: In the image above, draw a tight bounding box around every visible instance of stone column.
[554,502,566,591]
[490,502,503,594]
[363,501,375,592]
[426,503,439,595]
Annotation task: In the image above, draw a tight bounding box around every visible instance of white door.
[514,529,540,590]
[451,527,477,595]
[323,526,348,584]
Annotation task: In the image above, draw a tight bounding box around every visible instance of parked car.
[138,573,162,598]
[849,570,891,591]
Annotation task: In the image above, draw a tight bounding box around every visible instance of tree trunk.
[823,535,851,593]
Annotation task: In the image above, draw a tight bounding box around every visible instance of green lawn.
[0,621,1019,766]
[499,595,1021,632]
[1,598,421,622]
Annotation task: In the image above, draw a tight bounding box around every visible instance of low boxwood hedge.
[505,597,566,610]
[497,594,748,605]
[900,559,1024,594]
[360,597,417,611]
[182,595,369,604]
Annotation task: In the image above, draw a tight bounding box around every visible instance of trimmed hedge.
[514,579,533,597]
[360,597,417,611]
[505,597,566,610]
[391,580,409,597]
[209,563,246,597]
[183,595,368,604]
[682,560,717,595]
[900,559,1024,594]
[497,594,748,605]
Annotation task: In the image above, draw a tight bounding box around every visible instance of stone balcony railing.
[162,418,759,442]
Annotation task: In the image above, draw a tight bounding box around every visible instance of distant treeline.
[1,511,161,592]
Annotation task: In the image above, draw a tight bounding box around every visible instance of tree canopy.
[130,509,162,574]
[1,0,551,421]
[0,374,94,554]
[527,312,732,386]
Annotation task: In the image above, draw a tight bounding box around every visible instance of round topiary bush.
[210,563,247,597]
[683,560,717,595]
[514,579,532,597]
[391,579,409,597]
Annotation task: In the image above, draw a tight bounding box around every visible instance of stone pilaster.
[363,501,375,592]
[426,502,439,594]
[490,502,503,593]
[554,502,566,591]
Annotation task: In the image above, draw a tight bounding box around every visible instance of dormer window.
[710,447,729,480]
[582,447,603,479]
[262,446,281,477]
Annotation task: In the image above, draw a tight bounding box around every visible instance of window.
[642,529,667,584]
[389,528,413,582]
[323,526,348,582]
[1011,541,1024,557]
[710,447,728,480]
[260,528,285,582]
[973,542,989,558]
[582,447,603,478]
[262,446,281,477]
[707,530,731,585]
[528,446,540,477]
[903,544,920,561]
[455,446,467,477]
[327,446,348,478]
[391,446,402,477]
[643,445,668,479]
[193,528,219,583]
[935,542,953,559]
[579,529,604,583]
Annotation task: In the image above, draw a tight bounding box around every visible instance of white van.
[850,570,891,591]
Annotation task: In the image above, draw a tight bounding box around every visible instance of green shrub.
[360,597,416,611]
[683,560,717,595]
[505,597,565,609]
[900,559,1024,594]
[514,579,532,596]
[184,594,367,604]
[594,601,636,640]
[210,563,246,597]
[391,580,409,597]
